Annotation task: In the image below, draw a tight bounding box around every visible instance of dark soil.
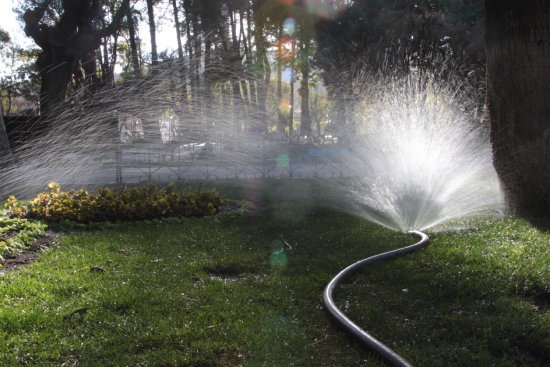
[0,231,61,273]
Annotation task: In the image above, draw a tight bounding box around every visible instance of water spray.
[323,230,429,367]
[319,71,498,364]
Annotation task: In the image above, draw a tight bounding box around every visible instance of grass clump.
[4,182,225,223]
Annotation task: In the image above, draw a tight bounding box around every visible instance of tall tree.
[146,0,158,66]
[276,24,284,133]
[486,1,550,214]
[171,0,184,62]
[22,0,129,113]
[296,7,314,137]
[1,46,40,114]
[0,103,11,166]
[126,4,141,76]
[299,39,311,137]
[252,7,271,133]
[0,28,12,163]
[289,38,295,137]
[98,3,119,86]
[315,0,485,133]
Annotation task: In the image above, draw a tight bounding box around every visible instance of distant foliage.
[0,218,47,260]
[5,182,226,223]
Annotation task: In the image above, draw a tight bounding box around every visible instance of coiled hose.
[323,230,429,367]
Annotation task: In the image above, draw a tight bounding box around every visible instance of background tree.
[296,4,315,137]
[96,0,128,86]
[0,28,13,163]
[486,0,550,215]
[170,0,184,63]
[315,0,485,134]
[253,0,291,134]
[1,47,40,114]
[146,0,158,66]
[21,0,130,113]
[122,2,142,77]
[8,0,490,145]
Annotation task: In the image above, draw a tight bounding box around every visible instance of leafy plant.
[5,182,226,223]
[0,217,47,260]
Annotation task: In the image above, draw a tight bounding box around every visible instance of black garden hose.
[323,230,429,367]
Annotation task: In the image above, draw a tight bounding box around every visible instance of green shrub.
[5,182,226,223]
[0,218,47,260]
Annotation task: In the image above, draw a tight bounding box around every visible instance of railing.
[104,142,365,184]
[1,138,370,198]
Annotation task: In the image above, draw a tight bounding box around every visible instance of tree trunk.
[252,10,269,133]
[170,0,186,123]
[277,26,284,133]
[100,39,111,84]
[232,79,242,135]
[127,6,141,76]
[37,51,76,113]
[193,27,202,123]
[486,0,550,214]
[184,3,194,112]
[109,34,119,83]
[0,98,12,166]
[289,45,295,138]
[204,34,213,131]
[6,88,12,115]
[171,0,184,62]
[240,10,255,121]
[300,41,311,137]
[82,50,100,92]
[146,0,158,66]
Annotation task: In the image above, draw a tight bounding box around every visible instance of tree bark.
[184,1,194,112]
[0,98,13,167]
[289,39,295,138]
[36,52,75,113]
[100,39,110,84]
[126,5,141,76]
[300,41,311,137]
[276,25,284,133]
[146,0,159,66]
[486,0,550,214]
[171,0,184,62]
[252,10,269,133]
[82,50,101,91]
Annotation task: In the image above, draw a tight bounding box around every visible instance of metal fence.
[103,141,366,184]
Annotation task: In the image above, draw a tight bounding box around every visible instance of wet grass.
[0,179,549,366]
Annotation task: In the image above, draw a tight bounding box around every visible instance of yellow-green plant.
[5,182,226,223]
[0,218,47,260]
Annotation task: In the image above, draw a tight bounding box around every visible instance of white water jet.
[342,71,502,232]
[0,59,502,234]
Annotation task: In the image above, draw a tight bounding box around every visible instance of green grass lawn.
[0,179,549,366]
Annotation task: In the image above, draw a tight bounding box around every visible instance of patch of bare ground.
[0,231,61,273]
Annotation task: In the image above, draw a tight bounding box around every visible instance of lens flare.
[269,249,288,268]
[278,100,290,114]
[283,17,296,35]
[277,36,296,60]
[276,153,290,168]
